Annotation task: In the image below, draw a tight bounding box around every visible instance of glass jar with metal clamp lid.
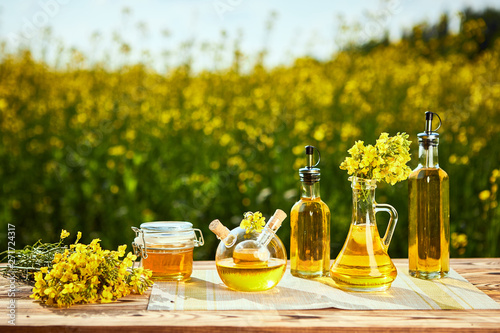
[132,222,204,281]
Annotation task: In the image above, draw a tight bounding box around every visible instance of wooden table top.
[1,258,500,333]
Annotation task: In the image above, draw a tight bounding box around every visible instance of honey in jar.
[132,221,204,281]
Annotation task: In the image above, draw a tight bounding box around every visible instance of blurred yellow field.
[0,16,499,259]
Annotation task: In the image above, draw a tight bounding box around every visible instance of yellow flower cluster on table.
[240,211,266,234]
[340,132,412,185]
[30,230,153,307]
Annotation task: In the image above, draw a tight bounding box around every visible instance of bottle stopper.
[299,146,321,184]
[209,219,230,240]
[267,209,287,230]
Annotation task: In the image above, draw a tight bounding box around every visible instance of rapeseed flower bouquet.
[28,230,152,307]
[340,132,412,204]
[340,132,412,185]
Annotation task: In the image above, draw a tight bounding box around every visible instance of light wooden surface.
[1,258,500,332]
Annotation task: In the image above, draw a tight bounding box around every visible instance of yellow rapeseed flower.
[75,231,82,243]
[60,230,70,239]
[479,190,491,201]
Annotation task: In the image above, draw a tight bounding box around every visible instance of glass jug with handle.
[330,176,398,292]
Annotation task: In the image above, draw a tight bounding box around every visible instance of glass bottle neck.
[222,233,237,247]
[255,210,284,248]
[418,143,439,168]
[301,181,321,199]
[256,226,276,248]
[352,186,376,225]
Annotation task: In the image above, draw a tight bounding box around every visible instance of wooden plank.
[1,259,500,333]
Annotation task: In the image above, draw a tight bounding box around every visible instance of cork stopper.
[209,219,230,240]
[267,209,287,230]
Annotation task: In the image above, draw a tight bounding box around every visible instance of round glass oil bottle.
[211,210,288,292]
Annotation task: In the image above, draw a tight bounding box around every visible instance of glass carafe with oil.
[290,145,331,278]
[211,209,288,292]
[408,111,450,279]
[330,177,398,292]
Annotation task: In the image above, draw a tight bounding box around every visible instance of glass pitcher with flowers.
[330,133,412,292]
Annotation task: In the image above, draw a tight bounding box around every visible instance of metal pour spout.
[424,111,442,134]
[418,111,443,168]
[425,111,434,133]
[305,145,314,167]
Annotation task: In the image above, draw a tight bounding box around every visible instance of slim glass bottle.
[290,146,331,278]
[409,111,450,279]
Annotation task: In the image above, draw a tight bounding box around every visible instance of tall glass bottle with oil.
[290,146,331,278]
[408,111,450,279]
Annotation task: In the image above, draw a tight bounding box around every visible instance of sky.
[1,0,499,70]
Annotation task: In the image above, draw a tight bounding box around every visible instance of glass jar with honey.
[132,221,204,281]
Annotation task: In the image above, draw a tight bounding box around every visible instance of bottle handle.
[375,203,398,251]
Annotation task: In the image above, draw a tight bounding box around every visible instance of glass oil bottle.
[409,111,450,279]
[212,210,288,292]
[290,146,331,278]
[329,177,398,292]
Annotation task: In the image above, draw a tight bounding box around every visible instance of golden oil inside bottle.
[330,224,397,291]
[216,258,287,292]
[142,247,194,281]
[290,197,330,278]
[232,248,268,266]
[409,167,450,279]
